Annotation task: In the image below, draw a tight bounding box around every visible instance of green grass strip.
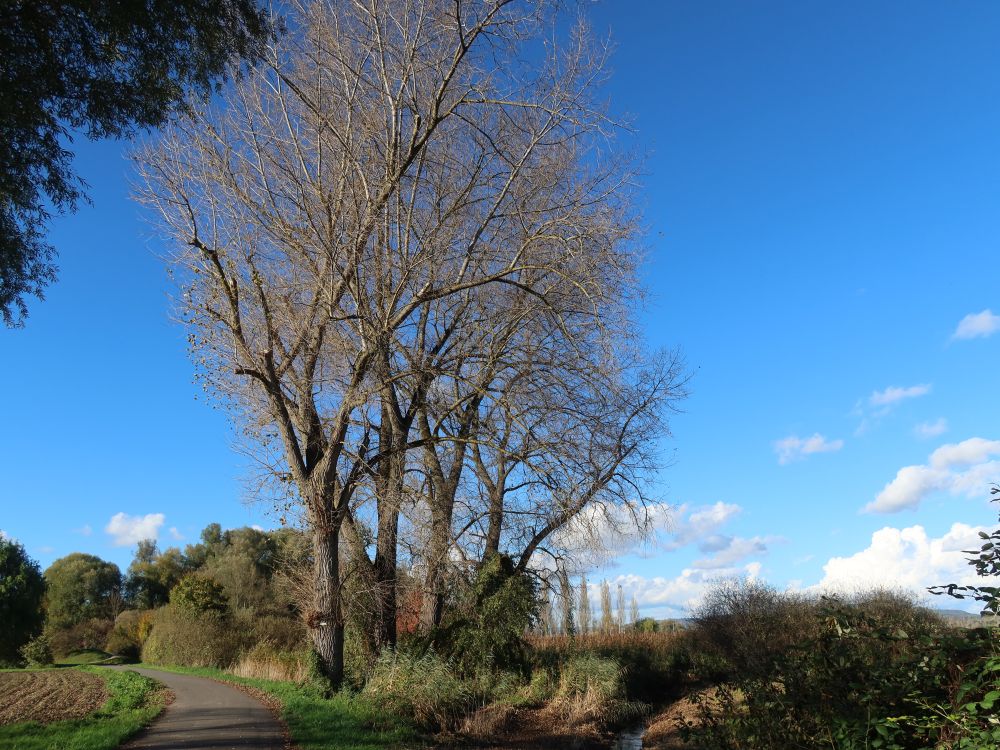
[137,663,424,750]
[0,667,165,750]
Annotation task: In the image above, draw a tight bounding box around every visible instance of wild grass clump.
[231,643,311,683]
[531,630,690,701]
[362,648,474,730]
[550,653,646,728]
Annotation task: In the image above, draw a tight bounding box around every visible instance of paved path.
[110,666,285,750]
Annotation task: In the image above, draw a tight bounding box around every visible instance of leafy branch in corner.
[929,485,1000,616]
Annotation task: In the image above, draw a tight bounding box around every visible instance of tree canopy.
[43,552,122,630]
[0,537,45,664]
[136,0,685,686]
[0,0,272,326]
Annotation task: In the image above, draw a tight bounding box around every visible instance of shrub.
[105,609,154,660]
[19,634,53,666]
[362,649,473,730]
[142,604,242,667]
[170,574,228,614]
[247,613,305,652]
[682,591,987,750]
[47,617,114,656]
[417,554,537,678]
[691,578,819,679]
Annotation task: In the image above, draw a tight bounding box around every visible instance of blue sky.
[3,0,1000,616]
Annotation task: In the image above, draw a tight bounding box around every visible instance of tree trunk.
[311,523,344,688]
[419,498,454,628]
[373,409,405,649]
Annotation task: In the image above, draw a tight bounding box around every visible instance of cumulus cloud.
[952,310,1000,341]
[168,527,184,541]
[774,433,844,465]
[864,438,1000,513]
[930,438,1000,469]
[812,523,988,597]
[105,512,166,547]
[914,418,948,439]
[74,524,93,536]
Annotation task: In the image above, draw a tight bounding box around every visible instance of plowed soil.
[0,670,107,725]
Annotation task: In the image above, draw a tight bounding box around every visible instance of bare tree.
[136,0,667,683]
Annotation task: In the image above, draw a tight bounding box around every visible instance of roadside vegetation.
[0,667,165,750]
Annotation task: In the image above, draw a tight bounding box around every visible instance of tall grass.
[230,644,311,683]
[362,649,474,730]
[530,630,690,703]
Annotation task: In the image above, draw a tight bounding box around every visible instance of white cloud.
[591,564,766,618]
[692,535,781,569]
[667,502,740,547]
[547,502,676,570]
[105,512,166,547]
[0,530,10,542]
[774,433,844,465]
[856,384,933,434]
[952,310,1000,341]
[864,438,1000,513]
[548,501,754,573]
[930,438,1000,469]
[812,523,988,598]
[251,524,264,532]
[914,418,948,439]
[168,527,184,541]
[869,384,931,407]
[74,524,93,536]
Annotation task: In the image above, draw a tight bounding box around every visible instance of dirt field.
[0,670,108,725]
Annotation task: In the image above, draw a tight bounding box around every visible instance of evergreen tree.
[600,579,614,633]
[578,576,592,635]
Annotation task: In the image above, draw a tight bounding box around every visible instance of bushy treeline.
[673,581,1000,749]
[6,523,310,669]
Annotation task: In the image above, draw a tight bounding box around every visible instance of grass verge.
[0,667,165,750]
[137,664,424,750]
[55,649,126,667]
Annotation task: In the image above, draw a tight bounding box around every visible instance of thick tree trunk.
[373,502,399,648]
[373,409,405,649]
[419,499,455,629]
[311,523,344,688]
